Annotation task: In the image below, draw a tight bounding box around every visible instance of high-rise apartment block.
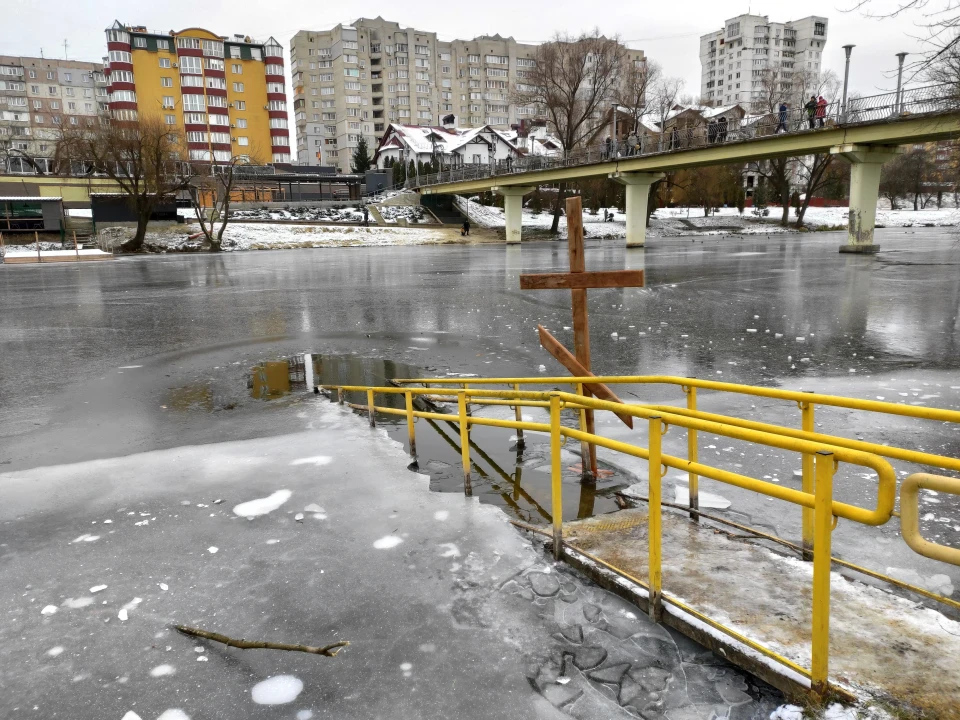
[0,56,108,172]
[290,17,646,172]
[103,21,291,163]
[699,14,828,109]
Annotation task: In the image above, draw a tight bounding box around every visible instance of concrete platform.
[3,249,114,263]
[562,507,960,718]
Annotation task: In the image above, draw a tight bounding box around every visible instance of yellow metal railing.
[320,379,960,698]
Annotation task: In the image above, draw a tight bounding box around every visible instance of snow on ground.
[215,223,456,250]
[377,204,430,224]
[455,196,960,239]
[230,206,365,223]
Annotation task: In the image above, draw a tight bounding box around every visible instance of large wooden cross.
[519,195,644,479]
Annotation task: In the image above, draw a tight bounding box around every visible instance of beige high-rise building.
[0,56,108,173]
[291,17,644,171]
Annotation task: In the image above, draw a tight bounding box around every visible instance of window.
[485,55,508,64]
[165,114,176,124]
[182,94,205,111]
[159,58,171,69]
[161,96,175,108]
[398,70,408,79]
[236,118,247,128]
[179,56,202,74]
[209,114,228,126]
[344,68,359,77]
[468,54,480,63]
[348,121,360,129]
[50,101,59,109]
[814,22,826,36]
[30,85,39,94]
[321,99,334,108]
[180,75,203,87]
[208,95,227,107]
[268,100,286,110]
[516,58,535,67]
[273,135,289,146]
[230,46,241,59]
[46,71,54,80]
[267,82,284,93]
[344,81,360,90]
[134,37,147,48]
[469,67,480,76]
[210,131,230,144]
[320,87,335,95]
[34,114,43,123]
[346,108,359,117]
[416,84,428,93]
[231,63,242,74]
[184,112,206,124]
[186,131,208,143]
[202,40,224,57]
[67,101,77,110]
[415,58,428,67]
[487,68,507,77]
[32,99,42,109]
[343,54,357,63]
[251,48,261,61]
[237,136,249,146]
[161,76,173,87]
[111,90,137,103]
[158,39,169,51]
[204,58,224,71]
[233,82,244,92]
[177,37,201,49]
[265,64,283,75]
[415,45,429,55]
[345,95,361,104]
[108,51,132,64]
[69,116,78,125]
[206,77,226,90]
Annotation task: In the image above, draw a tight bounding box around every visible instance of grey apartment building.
[0,56,108,172]
[291,17,645,172]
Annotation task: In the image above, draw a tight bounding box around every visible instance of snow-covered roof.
[0,196,62,202]
[374,123,526,158]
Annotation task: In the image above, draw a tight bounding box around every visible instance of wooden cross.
[519,195,644,479]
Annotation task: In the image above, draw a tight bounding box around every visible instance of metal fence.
[412,83,960,190]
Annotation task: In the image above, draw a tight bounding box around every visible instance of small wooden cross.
[519,195,644,479]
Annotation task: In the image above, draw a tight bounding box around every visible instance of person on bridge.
[816,96,828,127]
[708,119,718,145]
[717,116,728,143]
[805,96,818,129]
[626,132,638,156]
[776,102,789,133]
[604,136,613,159]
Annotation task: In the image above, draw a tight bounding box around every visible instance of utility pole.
[841,45,855,123]
[63,39,69,60]
[895,52,909,115]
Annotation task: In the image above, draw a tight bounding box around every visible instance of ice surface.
[70,534,99,543]
[289,456,332,467]
[373,535,403,549]
[150,664,175,677]
[233,489,292,518]
[439,543,461,558]
[434,510,449,521]
[303,504,324,513]
[251,675,303,705]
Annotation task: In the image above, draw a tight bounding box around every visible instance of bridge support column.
[830,144,903,254]
[610,172,665,248]
[493,186,534,244]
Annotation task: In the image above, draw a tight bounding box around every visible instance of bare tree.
[0,135,49,175]
[190,150,262,252]
[646,74,685,150]
[57,114,190,252]
[616,60,661,133]
[515,30,628,233]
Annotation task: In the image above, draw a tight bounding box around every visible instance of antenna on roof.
[63,39,69,60]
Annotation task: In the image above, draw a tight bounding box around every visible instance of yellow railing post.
[404,391,417,462]
[367,389,376,427]
[648,415,664,622]
[457,391,472,496]
[684,385,699,522]
[801,398,815,561]
[513,382,525,450]
[811,449,835,697]
[576,382,591,478]
[463,382,471,420]
[550,392,563,560]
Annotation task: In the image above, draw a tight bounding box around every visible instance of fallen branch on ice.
[175,625,349,657]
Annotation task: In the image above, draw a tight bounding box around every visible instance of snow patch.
[252,675,304,705]
[121,713,143,720]
[289,456,333,467]
[90,584,107,593]
[156,711,190,720]
[433,510,449,521]
[71,534,100,543]
[439,543,461,558]
[373,535,403,549]
[47,646,64,657]
[303,503,325,513]
[769,706,805,720]
[297,712,314,720]
[669,484,732,509]
[63,597,94,609]
[150,664,175,677]
[40,605,58,616]
[207,546,219,554]
[233,489,292,518]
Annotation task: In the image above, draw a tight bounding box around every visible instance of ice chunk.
[47,646,64,657]
[297,712,314,720]
[150,664,175,677]
[538,365,546,372]
[63,597,94,609]
[434,510,449,521]
[233,490,292,518]
[439,543,461,558]
[71,534,100,543]
[156,711,190,720]
[252,675,304,705]
[824,705,858,720]
[208,546,219,554]
[121,713,143,720]
[289,456,332,467]
[90,584,108,593]
[374,535,403,549]
[40,605,58,616]
[303,504,324,513]
[673,485,732,509]
[770,706,805,720]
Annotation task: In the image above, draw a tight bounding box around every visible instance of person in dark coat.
[805,96,817,129]
[776,102,788,133]
[717,116,728,143]
[461,219,470,236]
[708,119,717,144]
[604,136,613,159]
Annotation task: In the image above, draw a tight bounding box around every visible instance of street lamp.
[841,44,855,123]
[895,52,909,114]
[611,102,619,158]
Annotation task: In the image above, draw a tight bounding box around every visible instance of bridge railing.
[411,82,960,190]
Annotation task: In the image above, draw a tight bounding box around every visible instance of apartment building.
[699,14,828,109]
[103,20,291,163]
[0,56,108,172]
[290,17,645,171]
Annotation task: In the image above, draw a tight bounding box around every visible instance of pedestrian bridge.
[417,84,960,252]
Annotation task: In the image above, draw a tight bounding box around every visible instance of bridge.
[417,84,960,253]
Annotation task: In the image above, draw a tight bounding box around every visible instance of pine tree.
[392,159,405,188]
[351,136,372,173]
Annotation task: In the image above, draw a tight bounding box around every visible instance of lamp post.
[895,52,909,115]
[611,102,619,158]
[841,44,855,123]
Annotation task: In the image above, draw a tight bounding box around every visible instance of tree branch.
[175,624,349,657]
